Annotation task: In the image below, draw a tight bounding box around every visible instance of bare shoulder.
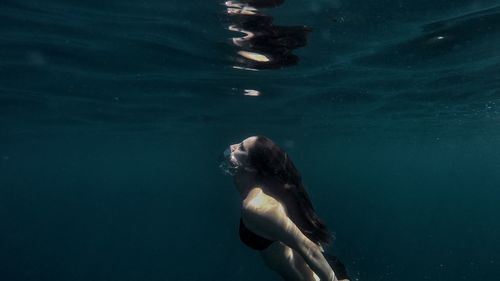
[240,187,299,246]
[242,187,286,214]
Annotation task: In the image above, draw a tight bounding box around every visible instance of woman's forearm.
[299,241,338,281]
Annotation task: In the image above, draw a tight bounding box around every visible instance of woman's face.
[229,136,256,164]
[220,136,257,176]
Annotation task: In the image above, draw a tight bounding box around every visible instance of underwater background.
[1,0,500,280]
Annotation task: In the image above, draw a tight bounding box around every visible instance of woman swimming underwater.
[220,136,350,281]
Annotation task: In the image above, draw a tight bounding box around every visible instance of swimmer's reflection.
[225,0,311,70]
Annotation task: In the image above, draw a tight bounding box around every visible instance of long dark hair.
[247,136,333,248]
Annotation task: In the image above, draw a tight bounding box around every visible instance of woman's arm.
[282,220,338,281]
[242,190,338,281]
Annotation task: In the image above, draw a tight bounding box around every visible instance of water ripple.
[1,0,499,135]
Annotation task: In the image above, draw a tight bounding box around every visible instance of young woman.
[220,136,350,281]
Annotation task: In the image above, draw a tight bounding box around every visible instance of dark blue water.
[1,0,500,280]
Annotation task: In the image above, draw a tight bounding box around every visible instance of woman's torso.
[239,186,316,250]
[239,187,320,281]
